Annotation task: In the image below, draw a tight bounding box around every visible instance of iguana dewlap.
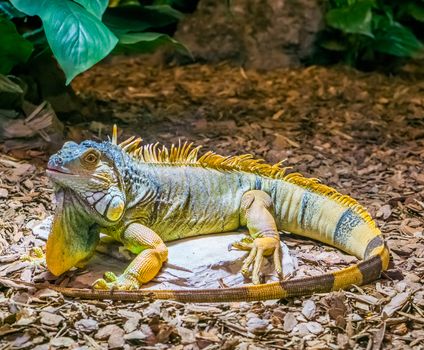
[44,126,389,302]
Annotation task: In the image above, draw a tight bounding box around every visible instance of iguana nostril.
[47,156,63,170]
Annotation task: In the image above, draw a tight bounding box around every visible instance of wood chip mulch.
[1,58,423,349]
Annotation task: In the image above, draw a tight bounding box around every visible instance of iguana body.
[44,126,390,302]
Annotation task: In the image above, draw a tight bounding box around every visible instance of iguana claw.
[228,236,254,251]
[240,237,282,284]
[92,272,140,290]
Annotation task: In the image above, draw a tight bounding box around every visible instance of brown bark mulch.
[0,58,423,349]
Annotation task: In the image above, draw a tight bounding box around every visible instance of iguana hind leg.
[240,190,283,284]
[93,223,168,290]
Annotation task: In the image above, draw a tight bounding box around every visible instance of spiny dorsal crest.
[111,125,289,176]
[110,125,376,226]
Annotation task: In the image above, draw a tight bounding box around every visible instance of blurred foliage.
[0,16,33,74]
[318,0,424,68]
[0,0,189,84]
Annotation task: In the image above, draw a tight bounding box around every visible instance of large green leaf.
[114,32,190,55]
[326,1,374,37]
[10,0,118,84]
[73,0,108,19]
[103,4,182,34]
[0,17,33,74]
[373,18,423,57]
[144,5,184,20]
[8,0,41,15]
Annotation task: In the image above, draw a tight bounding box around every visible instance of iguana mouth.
[46,166,74,176]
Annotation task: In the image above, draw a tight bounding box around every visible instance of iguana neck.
[46,189,100,275]
[121,153,159,209]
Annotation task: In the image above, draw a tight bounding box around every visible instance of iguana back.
[120,138,382,261]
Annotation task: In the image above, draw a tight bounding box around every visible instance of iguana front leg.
[93,223,168,290]
[239,190,282,284]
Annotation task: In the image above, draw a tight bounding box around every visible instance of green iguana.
[41,126,389,302]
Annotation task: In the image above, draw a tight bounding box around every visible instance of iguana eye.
[83,151,99,164]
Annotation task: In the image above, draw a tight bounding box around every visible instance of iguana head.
[46,140,126,275]
[47,140,126,223]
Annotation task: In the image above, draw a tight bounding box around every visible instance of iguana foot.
[21,247,46,267]
[241,236,282,284]
[92,271,140,290]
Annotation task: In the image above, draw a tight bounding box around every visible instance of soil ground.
[1,57,424,349]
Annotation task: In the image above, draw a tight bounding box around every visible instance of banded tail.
[43,219,389,303]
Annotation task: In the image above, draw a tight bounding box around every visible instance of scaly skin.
[41,127,390,302]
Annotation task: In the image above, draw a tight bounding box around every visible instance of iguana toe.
[104,271,118,283]
[92,273,140,290]
[21,247,46,267]
[92,278,109,290]
[229,236,254,251]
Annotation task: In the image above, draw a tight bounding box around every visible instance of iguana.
[41,126,389,302]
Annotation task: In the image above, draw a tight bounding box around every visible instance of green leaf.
[144,5,184,21]
[103,4,182,34]
[10,0,118,84]
[152,0,187,6]
[114,32,190,56]
[0,17,33,74]
[0,0,26,19]
[401,2,424,22]
[329,0,351,8]
[73,0,108,19]
[8,0,41,15]
[320,39,348,51]
[22,27,47,47]
[373,20,423,57]
[114,0,139,5]
[326,1,374,37]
